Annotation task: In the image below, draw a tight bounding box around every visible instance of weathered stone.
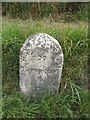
[19,33,64,96]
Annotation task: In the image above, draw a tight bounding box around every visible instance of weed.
[2,18,88,118]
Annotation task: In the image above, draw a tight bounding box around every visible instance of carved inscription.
[19,33,63,96]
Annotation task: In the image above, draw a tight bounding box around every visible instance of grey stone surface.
[19,33,64,96]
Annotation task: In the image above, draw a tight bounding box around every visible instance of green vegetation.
[2,2,88,21]
[2,18,89,118]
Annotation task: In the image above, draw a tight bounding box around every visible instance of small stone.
[19,33,64,96]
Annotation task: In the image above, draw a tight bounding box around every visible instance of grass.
[2,18,89,118]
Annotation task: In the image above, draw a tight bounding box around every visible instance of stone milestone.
[19,33,64,96]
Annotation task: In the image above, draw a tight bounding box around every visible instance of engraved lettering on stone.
[19,33,64,96]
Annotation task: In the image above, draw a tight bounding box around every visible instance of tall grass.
[2,2,88,21]
[2,18,88,118]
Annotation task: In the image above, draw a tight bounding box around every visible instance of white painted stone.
[19,33,64,96]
